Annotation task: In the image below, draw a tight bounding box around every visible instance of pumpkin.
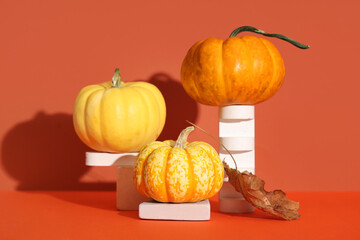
[134,126,224,203]
[181,26,309,106]
[73,69,166,153]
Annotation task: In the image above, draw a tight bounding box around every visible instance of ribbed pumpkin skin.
[134,140,224,203]
[73,81,166,153]
[181,36,285,106]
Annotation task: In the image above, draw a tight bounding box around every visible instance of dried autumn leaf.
[223,162,300,220]
[184,120,300,220]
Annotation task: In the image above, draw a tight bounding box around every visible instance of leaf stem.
[186,120,238,171]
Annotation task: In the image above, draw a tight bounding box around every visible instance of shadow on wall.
[1,111,116,190]
[148,73,199,140]
[1,73,198,191]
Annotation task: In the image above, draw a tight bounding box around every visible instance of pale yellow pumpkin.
[73,69,166,153]
[134,126,224,203]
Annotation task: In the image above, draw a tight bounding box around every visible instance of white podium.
[86,152,211,220]
[219,105,255,213]
[86,152,151,211]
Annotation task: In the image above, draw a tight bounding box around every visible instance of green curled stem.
[229,26,309,49]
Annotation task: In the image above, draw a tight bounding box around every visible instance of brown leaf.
[223,162,300,220]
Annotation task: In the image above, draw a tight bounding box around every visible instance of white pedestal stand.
[139,200,210,221]
[86,152,211,220]
[218,105,255,213]
[86,152,151,211]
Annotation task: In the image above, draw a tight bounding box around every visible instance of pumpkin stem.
[186,120,238,171]
[174,126,194,149]
[229,26,310,49]
[112,68,124,88]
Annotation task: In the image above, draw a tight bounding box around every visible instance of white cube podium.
[139,200,210,221]
[85,152,211,220]
[219,105,255,213]
[86,152,151,211]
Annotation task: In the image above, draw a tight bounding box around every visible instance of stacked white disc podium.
[218,105,255,213]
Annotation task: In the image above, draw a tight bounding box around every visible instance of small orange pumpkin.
[133,126,224,203]
[181,26,309,106]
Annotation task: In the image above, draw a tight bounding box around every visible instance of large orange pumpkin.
[181,26,309,106]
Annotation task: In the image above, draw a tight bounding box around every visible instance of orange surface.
[1,191,359,240]
[1,0,360,192]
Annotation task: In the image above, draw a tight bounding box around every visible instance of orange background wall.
[1,0,359,191]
